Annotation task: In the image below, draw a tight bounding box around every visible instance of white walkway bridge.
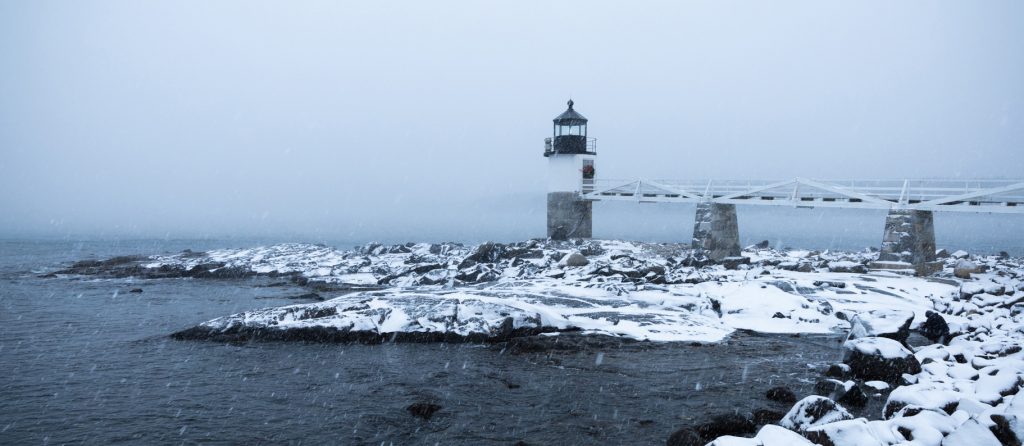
[583,178,1024,214]
[575,178,1024,275]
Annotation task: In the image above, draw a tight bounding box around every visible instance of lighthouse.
[544,100,595,239]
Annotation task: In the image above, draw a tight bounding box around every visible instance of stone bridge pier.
[689,204,941,276]
[691,202,741,260]
[869,209,940,275]
[547,192,593,240]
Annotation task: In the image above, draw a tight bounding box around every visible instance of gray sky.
[2,1,1022,243]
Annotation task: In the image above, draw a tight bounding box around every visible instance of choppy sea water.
[3,239,850,445]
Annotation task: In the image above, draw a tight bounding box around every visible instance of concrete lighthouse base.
[547,192,592,240]
[692,203,741,260]
[869,209,941,276]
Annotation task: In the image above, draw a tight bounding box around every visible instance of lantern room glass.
[555,123,586,137]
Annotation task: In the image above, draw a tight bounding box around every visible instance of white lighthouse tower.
[544,100,595,239]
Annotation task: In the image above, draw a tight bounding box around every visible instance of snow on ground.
[122,239,1024,445]
[143,240,979,344]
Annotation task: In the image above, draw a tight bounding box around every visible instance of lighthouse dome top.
[553,100,588,125]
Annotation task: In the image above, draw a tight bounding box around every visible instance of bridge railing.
[584,178,1024,212]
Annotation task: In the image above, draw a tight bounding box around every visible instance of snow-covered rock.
[562,251,589,267]
[846,309,914,345]
[843,337,922,383]
[778,396,853,432]
[828,260,868,274]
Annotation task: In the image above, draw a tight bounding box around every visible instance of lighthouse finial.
[567,99,574,109]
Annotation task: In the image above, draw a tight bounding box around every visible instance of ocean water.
[0,239,895,444]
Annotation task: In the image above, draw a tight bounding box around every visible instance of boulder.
[750,424,815,445]
[941,418,1003,446]
[827,261,868,274]
[883,383,961,419]
[406,402,442,420]
[766,386,797,404]
[803,418,885,446]
[919,311,950,344]
[836,384,868,408]
[842,337,922,383]
[813,380,868,408]
[935,248,950,258]
[752,408,785,426]
[984,283,1006,296]
[705,425,816,446]
[960,282,987,299]
[951,250,970,259]
[846,310,915,346]
[750,240,771,250]
[824,363,852,379]
[954,260,978,279]
[990,413,1024,446]
[695,413,756,440]
[668,413,757,446]
[459,242,506,268]
[778,396,853,432]
[722,256,751,270]
[989,396,1023,446]
[665,427,701,446]
[562,252,589,267]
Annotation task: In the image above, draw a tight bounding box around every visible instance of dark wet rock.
[129,288,143,293]
[935,248,950,258]
[458,242,503,268]
[427,242,463,255]
[813,379,845,397]
[813,280,846,289]
[55,255,150,277]
[752,408,784,426]
[835,384,868,408]
[843,337,921,383]
[721,256,750,270]
[680,255,713,268]
[827,261,868,274]
[990,414,1022,446]
[766,386,797,404]
[184,263,254,279]
[809,379,868,408]
[778,261,814,273]
[709,298,722,317]
[824,363,851,379]
[171,318,564,345]
[406,402,442,420]
[919,310,950,343]
[751,240,771,250]
[503,331,627,354]
[694,413,756,441]
[665,427,701,446]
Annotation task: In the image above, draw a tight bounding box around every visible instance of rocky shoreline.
[51,239,1024,445]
